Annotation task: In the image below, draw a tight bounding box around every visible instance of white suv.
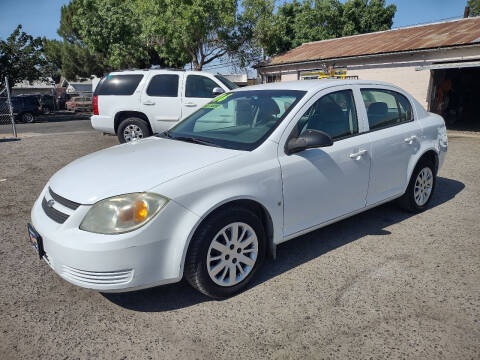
[90,70,237,143]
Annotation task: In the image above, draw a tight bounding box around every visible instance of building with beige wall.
[255,17,480,130]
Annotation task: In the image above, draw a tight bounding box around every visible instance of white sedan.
[29,80,447,298]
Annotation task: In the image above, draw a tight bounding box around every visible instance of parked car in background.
[66,96,92,112]
[2,95,42,123]
[36,94,56,114]
[29,80,447,299]
[90,69,237,143]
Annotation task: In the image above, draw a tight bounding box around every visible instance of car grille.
[42,197,69,224]
[48,187,80,210]
[42,187,81,224]
[61,265,134,286]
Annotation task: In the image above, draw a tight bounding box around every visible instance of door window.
[361,89,413,130]
[297,89,358,140]
[185,75,219,98]
[146,74,179,97]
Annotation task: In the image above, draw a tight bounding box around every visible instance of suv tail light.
[93,95,99,115]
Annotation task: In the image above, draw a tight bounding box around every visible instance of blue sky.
[0,0,471,74]
[0,0,470,40]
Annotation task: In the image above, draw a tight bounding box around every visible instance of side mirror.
[286,129,333,155]
[212,87,225,96]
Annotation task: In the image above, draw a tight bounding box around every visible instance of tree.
[0,25,45,89]
[136,0,248,70]
[468,0,480,16]
[245,0,396,58]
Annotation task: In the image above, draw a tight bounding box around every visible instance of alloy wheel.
[206,222,258,287]
[123,124,144,142]
[414,167,433,206]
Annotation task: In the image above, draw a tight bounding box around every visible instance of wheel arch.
[114,111,153,134]
[179,197,276,277]
[407,148,439,189]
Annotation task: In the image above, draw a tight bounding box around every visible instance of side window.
[298,89,358,140]
[361,89,413,130]
[185,75,219,98]
[95,74,144,96]
[146,74,179,97]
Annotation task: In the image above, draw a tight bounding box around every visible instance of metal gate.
[0,77,17,138]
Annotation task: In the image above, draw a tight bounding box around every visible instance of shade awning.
[416,61,480,71]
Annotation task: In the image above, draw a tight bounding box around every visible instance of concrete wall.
[347,66,431,108]
[258,45,480,110]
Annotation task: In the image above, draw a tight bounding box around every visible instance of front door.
[182,74,222,118]
[279,88,371,237]
[142,73,182,132]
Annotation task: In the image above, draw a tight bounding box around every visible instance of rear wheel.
[185,206,266,299]
[117,117,152,143]
[21,112,35,123]
[398,159,436,212]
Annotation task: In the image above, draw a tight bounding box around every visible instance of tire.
[117,117,152,143]
[185,206,266,299]
[21,112,35,123]
[398,158,436,213]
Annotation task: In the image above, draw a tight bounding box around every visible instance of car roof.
[233,79,397,93]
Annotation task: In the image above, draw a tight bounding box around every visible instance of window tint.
[185,75,219,98]
[361,89,413,130]
[95,74,143,96]
[146,74,179,97]
[298,89,358,140]
[214,75,239,90]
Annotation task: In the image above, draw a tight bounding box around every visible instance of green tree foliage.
[468,0,480,16]
[244,0,396,57]
[136,0,247,70]
[0,25,45,88]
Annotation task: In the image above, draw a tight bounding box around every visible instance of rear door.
[359,87,422,205]
[141,72,183,132]
[182,74,223,118]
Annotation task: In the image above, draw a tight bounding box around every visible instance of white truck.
[90,69,237,142]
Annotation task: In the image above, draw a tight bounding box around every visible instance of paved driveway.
[0,128,478,359]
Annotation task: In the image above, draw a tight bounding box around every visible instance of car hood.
[49,137,242,204]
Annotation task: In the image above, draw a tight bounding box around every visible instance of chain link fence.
[0,77,17,138]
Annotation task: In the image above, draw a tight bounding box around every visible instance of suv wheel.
[185,206,266,299]
[117,117,152,143]
[398,158,436,213]
[22,112,35,123]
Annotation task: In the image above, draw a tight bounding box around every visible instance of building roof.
[13,78,55,89]
[262,17,480,67]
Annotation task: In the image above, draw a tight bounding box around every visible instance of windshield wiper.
[173,136,222,148]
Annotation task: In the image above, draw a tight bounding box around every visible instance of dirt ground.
[0,125,478,359]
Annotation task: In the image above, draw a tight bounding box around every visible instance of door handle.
[184,102,197,107]
[349,149,368,160]
[404,135,417,144]
[143,100,155,105]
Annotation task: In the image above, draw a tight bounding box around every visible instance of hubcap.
[24,113,34,123]
[123,124,144,142]
[207,222,258,287]
[414,167,433,206]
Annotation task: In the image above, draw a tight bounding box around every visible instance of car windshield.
[214,75,239,90]
[160,90,306,151]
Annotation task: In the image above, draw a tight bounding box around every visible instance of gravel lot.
[0,124,479,360]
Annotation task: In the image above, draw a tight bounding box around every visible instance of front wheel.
[398,159,436,212]
[117,117,152,143]
[185,206,266,299]
[21,112,35,123]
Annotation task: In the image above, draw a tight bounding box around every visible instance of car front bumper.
[30,186,199,292]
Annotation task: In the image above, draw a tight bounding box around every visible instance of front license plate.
[28,223,44,259]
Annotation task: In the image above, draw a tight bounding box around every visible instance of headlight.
[80,193,168,234]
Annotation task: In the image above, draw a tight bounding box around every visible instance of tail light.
[93,95,99,115]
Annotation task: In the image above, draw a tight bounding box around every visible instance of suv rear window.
[95,74,144,96]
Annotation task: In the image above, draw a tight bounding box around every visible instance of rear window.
[95,74,144,96]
